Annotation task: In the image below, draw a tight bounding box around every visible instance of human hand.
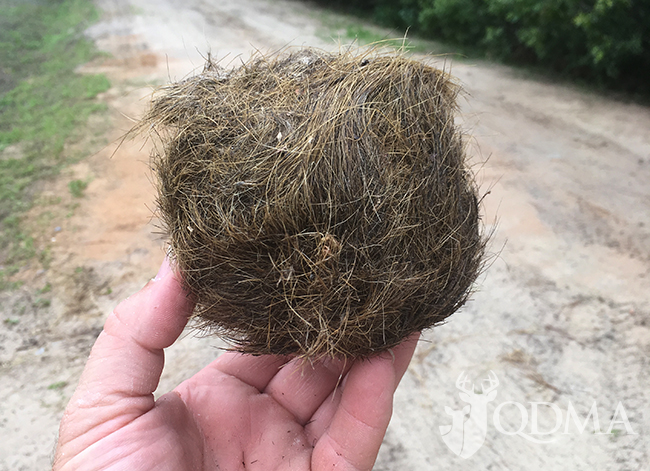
[53,258,419,471]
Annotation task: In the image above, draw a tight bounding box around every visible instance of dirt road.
[1,0,649,469]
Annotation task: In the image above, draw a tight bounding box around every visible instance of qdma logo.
[439,371,637,459]
[439,371,499,458]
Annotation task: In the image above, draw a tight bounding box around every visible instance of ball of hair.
[139,48,485,358]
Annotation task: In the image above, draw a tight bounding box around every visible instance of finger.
[305,334,419,442]
[310,334,419,471]
[204,352,292,392]
[60,258,195,439]
[389,332,420,385]
[264,355,352,425]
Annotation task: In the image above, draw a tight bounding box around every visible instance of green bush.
[309,0,650,94]
[482,0,648,86]
[419,0,493,45]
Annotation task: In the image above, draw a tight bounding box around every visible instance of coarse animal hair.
[137,46,486,358]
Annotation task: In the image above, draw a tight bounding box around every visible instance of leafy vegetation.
[0,0,110,286]
[310,0,650,94]
[315,8,447,55]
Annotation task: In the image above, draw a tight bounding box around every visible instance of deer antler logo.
[440,371,499,458]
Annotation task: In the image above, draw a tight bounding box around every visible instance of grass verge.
[313,7,460,57]
[0,0,110,288]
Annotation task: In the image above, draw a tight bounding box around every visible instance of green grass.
[68,179,89,198]
[0,0,110,287]
[313,7,453,56]
[47,381,68,390]
[37,282,52,294]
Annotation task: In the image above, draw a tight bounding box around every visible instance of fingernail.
[154,257,172,281]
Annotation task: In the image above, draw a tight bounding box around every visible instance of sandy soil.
[1,0,649,469]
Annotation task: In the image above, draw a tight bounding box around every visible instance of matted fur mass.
[139,48,485,358]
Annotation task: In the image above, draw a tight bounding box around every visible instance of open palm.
[53,259,418,470]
